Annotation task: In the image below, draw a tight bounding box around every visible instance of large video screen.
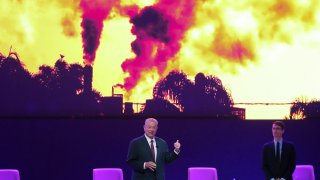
[1,0,319,119]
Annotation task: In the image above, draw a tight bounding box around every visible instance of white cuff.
[174,149,180,154]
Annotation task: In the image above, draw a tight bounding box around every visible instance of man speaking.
[127,118,180,180]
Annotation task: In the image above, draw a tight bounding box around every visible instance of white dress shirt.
[145,134,157,162]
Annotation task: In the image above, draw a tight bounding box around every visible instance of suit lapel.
[155,137,160,162]
[281,141,287,161]
[270,142,276,161]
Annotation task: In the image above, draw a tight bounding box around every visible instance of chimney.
[84,65,93,94]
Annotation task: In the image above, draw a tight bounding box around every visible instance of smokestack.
[84,65,93,94]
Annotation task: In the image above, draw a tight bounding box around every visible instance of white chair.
[293,165,315,180]
[0,169,20,180]
[93,168,124,180]
[188,167,218,180]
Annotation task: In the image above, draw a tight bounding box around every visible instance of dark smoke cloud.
[121,0,196,91]
[131,7,170,43]
[80,0,117,64]
[81,18,102,63]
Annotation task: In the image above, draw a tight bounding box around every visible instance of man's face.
[144,121,158,139]
[272,123,284,139]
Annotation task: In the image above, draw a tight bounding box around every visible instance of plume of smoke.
[80,0,117,64]
[121,0,196,91]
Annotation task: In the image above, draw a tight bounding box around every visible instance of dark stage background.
[0,119,319,180]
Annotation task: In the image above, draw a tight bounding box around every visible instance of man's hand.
[174,140,181,152]
[145,161,157,171]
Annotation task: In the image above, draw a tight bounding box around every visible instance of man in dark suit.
[262,121,296,180]
[127,118,180,180]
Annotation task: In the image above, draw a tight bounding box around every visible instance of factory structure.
[83,65,245,119]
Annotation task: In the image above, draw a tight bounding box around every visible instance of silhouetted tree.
[34,59,101,116]
[35,60,84,96]
[0,55,40,116]
[0,51,105,117]
[141,98,180,117]
[290,97,320,120]
[77,89,102,116]
[153,70,192,106]
[153,70,234,118]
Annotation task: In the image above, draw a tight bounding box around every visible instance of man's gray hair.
[145,118,158,126]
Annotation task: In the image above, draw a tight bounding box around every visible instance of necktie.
[276,142,280,161]
[151,140,155,162]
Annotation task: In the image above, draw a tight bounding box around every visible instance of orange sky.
[1,0,320,119]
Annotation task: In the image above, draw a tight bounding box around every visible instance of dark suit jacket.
[262,141,296,180]
[127,135,179,180]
